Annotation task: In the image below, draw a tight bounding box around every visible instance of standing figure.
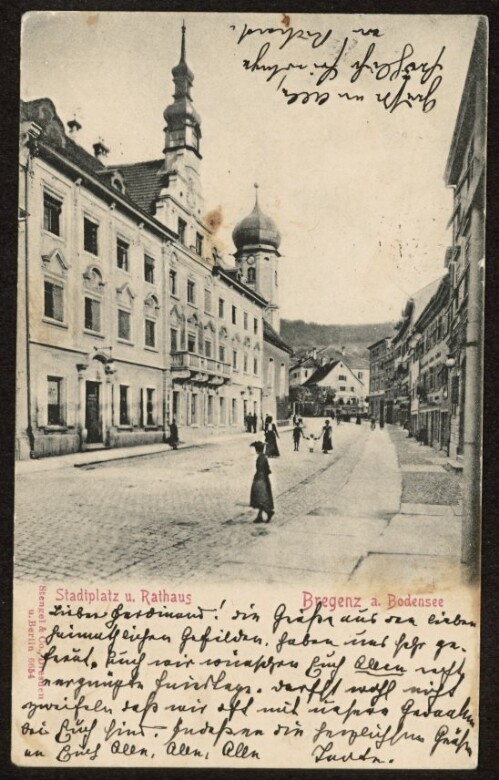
[318,419,333,453]
[168,418,179,449]
[264,413,272,433]
[251,412,258,434]
[356,414,362,425]
[250,441,274,524]
[336,414,341,425]
[370,416,376,430]
[292,419,305,451]
[264,416,280,457]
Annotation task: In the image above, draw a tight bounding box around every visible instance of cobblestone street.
[15,421,464,587]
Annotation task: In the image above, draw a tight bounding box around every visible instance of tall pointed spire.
[163,23,202,157]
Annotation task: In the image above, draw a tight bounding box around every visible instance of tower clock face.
[246,255,255,265]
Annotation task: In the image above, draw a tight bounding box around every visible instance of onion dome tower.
[162,23,203,215]
[233,184,282,331]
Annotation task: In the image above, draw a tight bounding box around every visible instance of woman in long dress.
[318,419,333,454]
[264,416,280,457]
[250,441,274,523]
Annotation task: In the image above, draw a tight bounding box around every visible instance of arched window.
[247,267,256,283]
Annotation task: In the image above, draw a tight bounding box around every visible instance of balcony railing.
[171,351,231,380]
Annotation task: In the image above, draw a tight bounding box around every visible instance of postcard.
[12,11,485,769]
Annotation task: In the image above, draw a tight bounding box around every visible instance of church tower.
[161,23,204,217]
[232,185,282,331]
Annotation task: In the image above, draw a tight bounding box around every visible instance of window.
[244,354,249,373]
[83,217,99,255]
[205,340,212,358]
[340,386,346,391]
[232,350,238,369]
[243,312,248,330]
[275,270,278,286]
[144,255,155,283]
[204,289,212,313]
[196,233,204,256]
[169,270,177,296]
[219,298,225,318]
[116,238,129,271]
[170,328,178,352]
[191,393,197,424]
[338,374,347,382]
[358,371,363,379]
[118,309,131,341]
[188,333,196,353]
[254,357,258,375]
[219,345,226,363]
[187,279,196,304]
[43,193,62,236]
[146,388,155,426]
[219,396,226,424]
[232,305,237,325]
[247,267,256,283]
[145,318,156,348]
[178,217,186,244]
[44,280,64,322]
[254,317,258,335]
[47,377,63,425]
[84,296,101,332]
[119,385,130,425]
[231,398,237,424]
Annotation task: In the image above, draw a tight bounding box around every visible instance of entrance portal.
[85,381,102,443]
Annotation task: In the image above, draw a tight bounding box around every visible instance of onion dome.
[163,23,201,133]
[232,185,281,251]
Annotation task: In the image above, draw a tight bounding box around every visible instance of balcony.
[171,351,231,384]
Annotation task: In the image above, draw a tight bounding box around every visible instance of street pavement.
[14,420,464,589]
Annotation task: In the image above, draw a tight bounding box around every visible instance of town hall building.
[17,25,290,459]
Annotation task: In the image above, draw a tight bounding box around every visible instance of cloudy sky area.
[21,12,478,324]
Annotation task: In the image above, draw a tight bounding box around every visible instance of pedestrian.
[336,413,341,425]
[356,414,362,425]
[264,413,272,433]
[167,417,179,449]
[264,416,280,457]
[292,412,298,426]
[249,441,274,524]
[292,419,305,451]
[251,412,258,434]
[370,416,376,430]
[318,419,333,454]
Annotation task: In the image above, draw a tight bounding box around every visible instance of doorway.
[85,381,102,443]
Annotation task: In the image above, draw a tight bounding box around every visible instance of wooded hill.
[281,319,395,359]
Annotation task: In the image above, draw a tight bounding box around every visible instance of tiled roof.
[303,360,340,386]
[263,321,292,354]
[108,159,166,215]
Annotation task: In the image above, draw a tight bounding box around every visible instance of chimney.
[93,138,109,158]
[67,117,82,135]
[341,345,346,356]
[312,347,317,361]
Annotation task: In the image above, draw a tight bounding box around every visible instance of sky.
[21,12,478,324]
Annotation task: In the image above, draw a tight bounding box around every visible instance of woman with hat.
[249,441,274,523]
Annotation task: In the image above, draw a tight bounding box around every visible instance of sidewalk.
[212,425,464,589]
[15,426,293,474]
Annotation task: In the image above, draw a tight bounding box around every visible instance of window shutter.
[37,377,48,427]
[140,389,144,428]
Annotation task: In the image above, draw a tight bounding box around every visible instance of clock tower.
[232,185,282,331]
[160,23,204,218]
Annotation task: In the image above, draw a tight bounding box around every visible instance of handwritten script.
[13,583,478,768]
[230,22,446,112]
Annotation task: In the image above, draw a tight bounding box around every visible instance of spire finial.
[254,182,259,206]
[181,21,186,61]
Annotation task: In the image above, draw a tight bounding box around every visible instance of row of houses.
[16,26,291,460]
[368,18,486,462]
